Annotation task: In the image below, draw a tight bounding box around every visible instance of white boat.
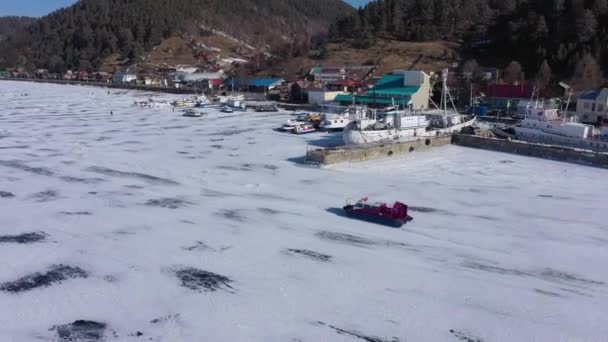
[319,107,366,131]
[342,70,476,145]
[182,109,204,117]
[507,106,608,151]
[220,106,234,113]
[134,99,172,109]
[279,113,317,132]
[293,123,317,134]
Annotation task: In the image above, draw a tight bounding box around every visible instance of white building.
[307,89,347,105]
[112,72,137,85]
[576,88,608,124]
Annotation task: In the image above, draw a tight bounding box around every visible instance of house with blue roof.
[334,70,431,109]
[576,88,608,124]
[224,77,284,92]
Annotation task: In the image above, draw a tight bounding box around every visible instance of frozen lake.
[0,81,607,341]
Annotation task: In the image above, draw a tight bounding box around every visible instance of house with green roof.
[335,70,431,110]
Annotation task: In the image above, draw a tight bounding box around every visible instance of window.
[592,103,596,111]
[598,104,604,112]
[584,102,590,109]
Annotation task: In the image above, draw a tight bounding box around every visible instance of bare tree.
[572,53,602,89]
[503,61,523,83]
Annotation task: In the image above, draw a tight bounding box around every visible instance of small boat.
[343,198,411,227]
[279,113,311,132]
[182,109,204,117]
[293,123,317,134]
[220,106,234,113]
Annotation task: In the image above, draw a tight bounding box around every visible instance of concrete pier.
[451,134,608,169]
[305,135,452,165]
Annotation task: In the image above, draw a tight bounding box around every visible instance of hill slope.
[0,0,353,72]
[330,0,608,86]
[0,17,35,42]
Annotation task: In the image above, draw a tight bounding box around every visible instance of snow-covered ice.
[0,81,607,341]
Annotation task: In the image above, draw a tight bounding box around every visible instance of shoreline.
[0,77,201,95]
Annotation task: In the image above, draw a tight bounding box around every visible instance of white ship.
[508,106,608,151]
[342,70,476,145]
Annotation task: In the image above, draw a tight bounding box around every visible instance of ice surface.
[0,81,607,341]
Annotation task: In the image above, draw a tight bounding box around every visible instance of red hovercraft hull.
[343,200,410,227]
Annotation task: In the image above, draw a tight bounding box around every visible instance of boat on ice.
[182,109,204,117]
[493,106,608,151]
[220,105,234,113]
[342,70,476,145]
[293,123,317,134]
[279,113,321,132]
[319,107,366,131]
[343,198,411,227]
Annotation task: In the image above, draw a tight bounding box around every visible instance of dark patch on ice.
[60,176,105,184]
[317,321,399,342]
[408,206,453,215]
[464,262,604,288]
[473,215,501,222]
[242,163,279,171]
[210,144,224,149]
[499,160,515,164]
[182,241,212,252]
[216,209,246,222]
[161,125,189,130]
[210,138,224,142]
[216,165,241,171]
[540,268,605,286]
[144,198,195,209]
[86,166,179,185]
[534,288,564,297]
[201,188,234,198]
[258,207,282,215]
[0,160,54,176]
[316,231,375,247]
[30,190,60,202]
[52,320,109,342]
[537,194,571,200]
[207,129,250,136]
[150,314,181,324]
[0,232,47,244]
[449,329,483,342]
[61,211,92,216]
[0,191,15,198]
[174,267,234,293]
[0,265,88,293]
[462,261,529,277]
[95,136,111,142]
[284,249,332,262]
[0,145,29,150]
[125,185,145,190]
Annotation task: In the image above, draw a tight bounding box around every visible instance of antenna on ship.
[559,81,572,120]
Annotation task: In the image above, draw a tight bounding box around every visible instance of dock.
[305,135,452,164]
[452,134,608,169]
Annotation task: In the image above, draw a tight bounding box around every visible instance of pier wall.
[306,136,452,164]
[451,134,608,169]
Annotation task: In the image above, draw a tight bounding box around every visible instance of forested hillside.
[0,0,353,72]
[0,17,35,42]
[331,0,608,84]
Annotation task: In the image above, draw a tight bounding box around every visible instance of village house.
[576,88,608,124]
[224,77,284,93]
